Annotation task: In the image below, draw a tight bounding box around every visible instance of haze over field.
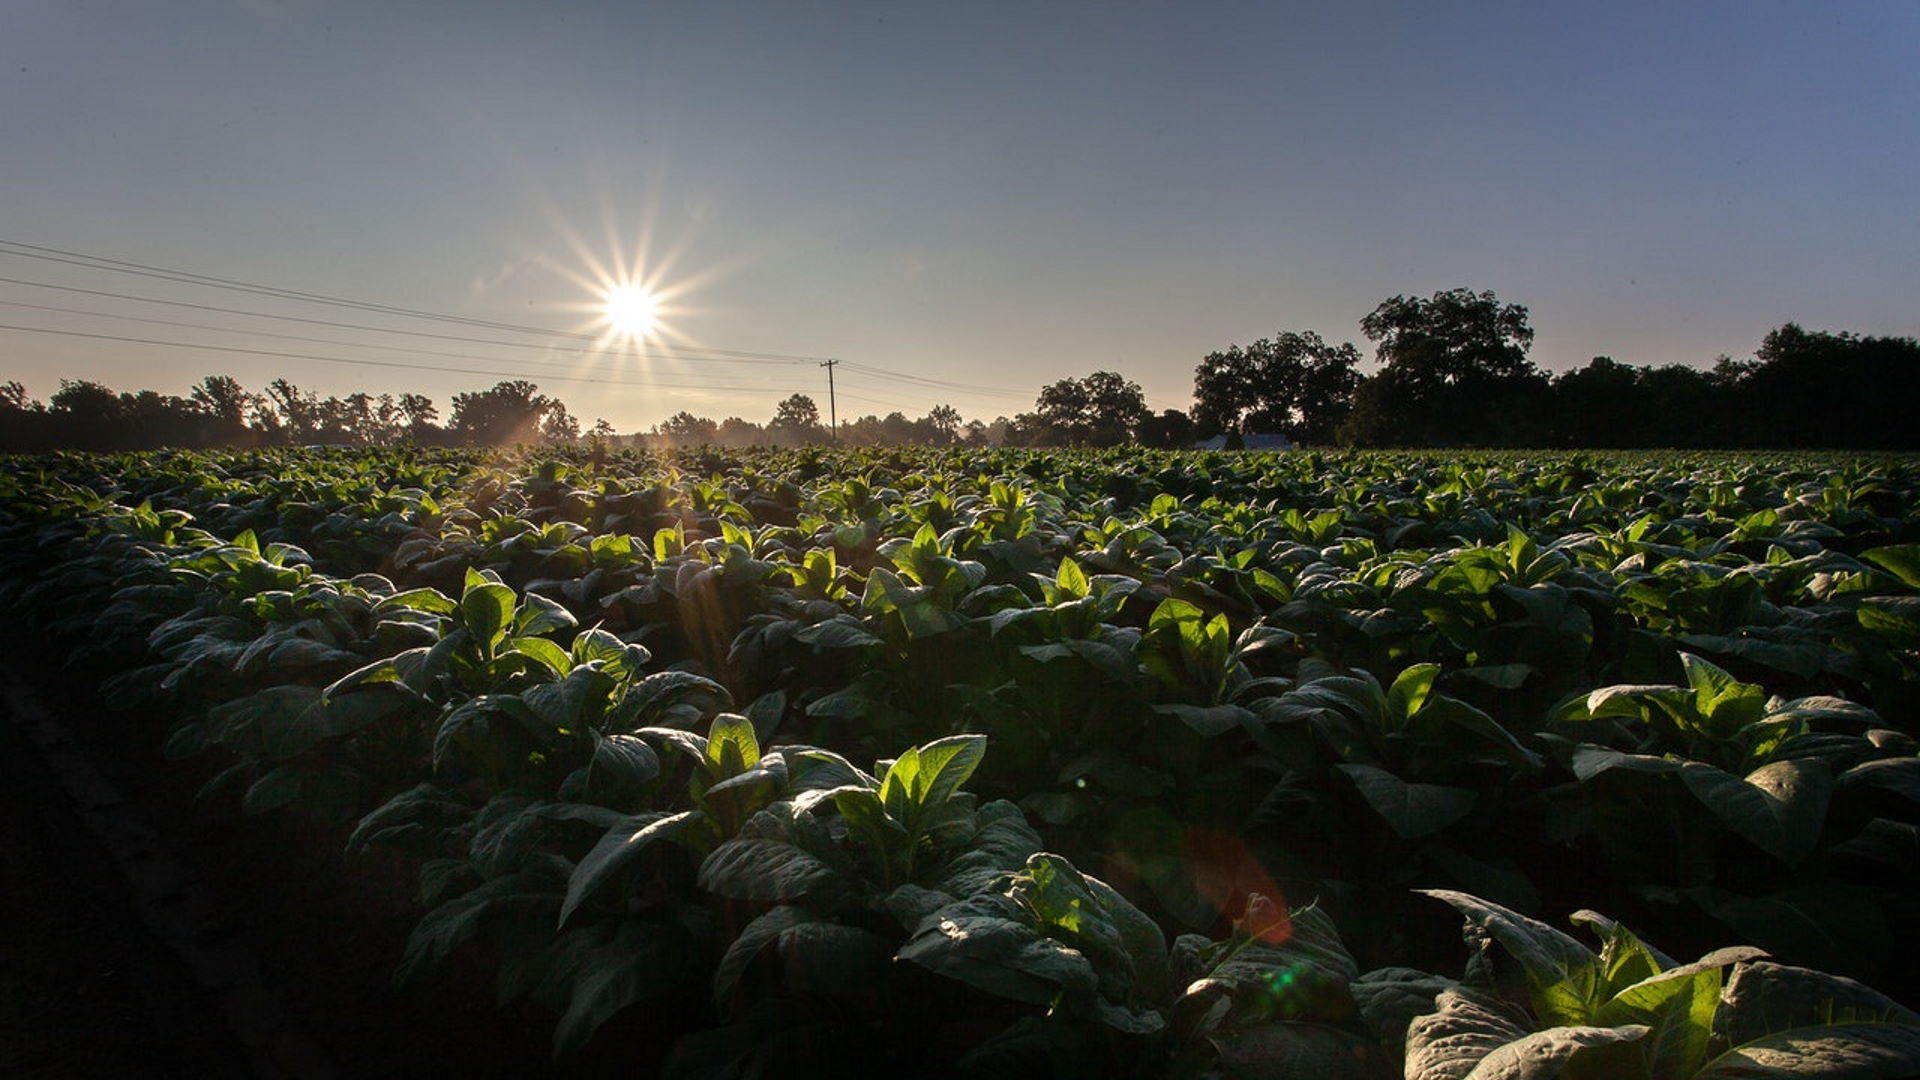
[3,1,1916,432]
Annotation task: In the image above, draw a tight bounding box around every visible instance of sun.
[601,283,660,340]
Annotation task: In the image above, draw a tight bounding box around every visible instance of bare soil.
[0,647,637,1079]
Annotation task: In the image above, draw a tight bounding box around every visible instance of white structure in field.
[1194,432,1293,450]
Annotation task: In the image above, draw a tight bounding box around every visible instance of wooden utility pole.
[820,358,839,442]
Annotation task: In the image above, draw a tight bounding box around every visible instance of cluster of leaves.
[1,444,1917,1074]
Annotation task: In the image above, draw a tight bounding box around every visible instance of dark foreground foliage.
[2,445,1917,1077]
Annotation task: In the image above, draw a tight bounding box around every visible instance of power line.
[0,274,809,367]
[0,272,1038,415]
[0,297,802,383]
[0,322,815,395]
[0,238,841,363]
[838,360,1032,399]
[0,237,1185,420]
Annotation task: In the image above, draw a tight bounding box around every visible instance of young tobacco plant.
[1402,889,1920,1080]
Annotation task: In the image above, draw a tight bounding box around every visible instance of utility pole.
[820,358,839,443]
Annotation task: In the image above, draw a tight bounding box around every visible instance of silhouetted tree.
[658,411,720,444]
[1740,324,1920,449]
[1549,357,1643,448]
[1031,370,1150,446]
[190,375,252,427]
[447,380,571,446]
[0,380,44,452]
[1194,331,1361,445]
[716,417,764,447]
[1344,288,1546,446]
[768,394,826,445]
[926,404,962,444]
[1136,408,1196,448]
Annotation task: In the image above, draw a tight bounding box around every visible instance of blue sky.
[3,1,1916,430]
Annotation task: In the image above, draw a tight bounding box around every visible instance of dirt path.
[0,695,252,1078]
[0,660,580,1079]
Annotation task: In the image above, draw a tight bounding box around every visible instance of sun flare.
[601,283,660,340]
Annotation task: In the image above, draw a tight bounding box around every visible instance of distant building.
[1193,432,1293,450]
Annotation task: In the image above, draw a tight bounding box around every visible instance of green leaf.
[461,581,517,653]
[1679,759,1832,865]
[1687,887,1893,984]
[558,810,698,926]
[1459,1023,1650,1078]
[1840,758,1920,804]
[375,587,457,615]
[792,616,883,649]
[1389,663,1441,717]
[705,713,760,775]
[1201,900,1361,989]
[1861,544,1920,589]
[1460,663,1535,690]
[505,635,573,676]
[1419,890,1602,1027]
[240,760,360,823]
[514,591,578,637]
[1351,967,1458,1060]
[1153,702,1254,737]
[931,799,1044,897]
[1693,1024,1920,1079]
[348,782,471,854]
[1055,556,1090,598]
[1570,745,1680,782]
[1209,1021,1392,1079]
[1858,597,1920,647]
[551,917,690,1060]
[714,905,810,1005]
[265,686,413,760]
[1339,764,1476,840]
[584,734,659,805]
[1403,988,1532,1080]
[520,665,614,732]
[396,872,554,988]
[1594,953,1749,1079]
[1012,853,1165,1004]
[698,835,846,903]
[1424,696,1543,768]
[898,893,1101,1008]
[807,923,894,1001]
[912,734,988,815]
[1680,652,1766,734]
[1699,960,1920,1079]
[1715,960,1920,1046]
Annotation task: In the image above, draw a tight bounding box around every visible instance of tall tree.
[1031,370,1149,446]
[1345,288,1545,446]
[768,394,825,444]
[1136,408,1196,448]
[189,374,252,427]
[716,417,763,447]
[658,411,719,444]
[447,380,571,446]
[926,404,962,444]
[1740,324,1920,449]
[1193,331,1361,444]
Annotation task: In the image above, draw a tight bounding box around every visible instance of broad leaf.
[1679,758,1832,865]
[1419,890,1602,1027]
[558,810,698,925]
[1339,764,1476,839]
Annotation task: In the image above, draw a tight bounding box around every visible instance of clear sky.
[3,0,1916,432]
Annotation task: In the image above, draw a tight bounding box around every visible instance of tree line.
[5,289,1915,452]
[1187,292,1920,450]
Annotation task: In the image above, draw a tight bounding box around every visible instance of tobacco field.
[2,444,1918,1078]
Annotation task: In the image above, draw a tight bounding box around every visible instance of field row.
[2,445,1917,1077]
